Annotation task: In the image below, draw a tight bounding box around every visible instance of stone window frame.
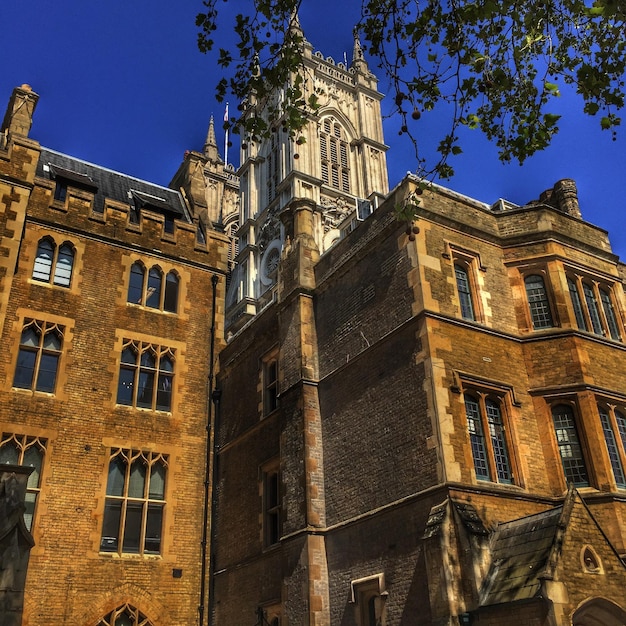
[445,244,486,323]
[96,603,154,625]
[596,400,626,490]
[546,397,592,489]
[99,447,168,557]
[320,116,351,194]
[26,230,84,295]
[580,545,604,575]
[116,339,176,413]
[350,573,387,626]
[261,349,279,418]
[565,268,623,341]
[523,270,556,330]
[126,261,180,314]
[260,458,281,549]
[455,374,521,487]
[31,236,76,288]
[0,432,48,531]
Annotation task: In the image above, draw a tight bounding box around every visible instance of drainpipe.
[199,273,219,626]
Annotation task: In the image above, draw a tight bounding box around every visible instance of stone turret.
[203,116,222,164]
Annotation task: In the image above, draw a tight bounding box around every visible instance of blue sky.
[2,1,624,258]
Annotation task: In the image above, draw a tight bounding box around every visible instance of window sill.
[98,551,163,561]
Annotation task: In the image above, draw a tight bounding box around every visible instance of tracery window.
[116,340,175,411]
[320,118,350,193]
[13,319,64,393]
[127,261,179,313]
[0,433,47,530]
[100,449,167,556]
[464,393,512,484]
[97,603,154,626]
[32,238,75,287]
[267,134,280,203]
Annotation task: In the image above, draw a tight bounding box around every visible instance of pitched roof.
[37,147,191,221]
[479,504,564,606]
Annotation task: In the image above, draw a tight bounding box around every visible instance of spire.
[203,115,222,163]
[288,8,303,38]
[352,28,368,73]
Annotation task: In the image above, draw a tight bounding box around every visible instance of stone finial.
[203,116,222,163]
[553,178,582,219]
[352,28,368,73]
[1,84,39,138]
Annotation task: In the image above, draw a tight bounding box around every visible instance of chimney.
[553,178,581,219]
[1,84,39,138]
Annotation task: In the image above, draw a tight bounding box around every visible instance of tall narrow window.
[264,357,278,416]
[127,262,146,304]
[455,264,475,321]
[320,117,350,192]
[267,134,280,203]
[263,465,281,547]
[525,274,554,329]
[54,180,67,202]
[117,340,175,411]
[464,393,512,483]
[32,238,74,288]
[600,288,621,340]
[97,604,154,626]
[551,404,589,486]
[465,396,490,481]
[568,277,587,330]
[583,283,603,335]
[100,449,167,555]
[13,320,63,393]
[599,406,626,487]
[0,433,47,530]
[163,272,179,313]
[127,262,179,313]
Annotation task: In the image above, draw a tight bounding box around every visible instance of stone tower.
[225,17,389,331]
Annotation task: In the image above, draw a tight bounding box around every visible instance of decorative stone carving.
[320,196,352,232]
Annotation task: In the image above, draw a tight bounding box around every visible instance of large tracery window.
[320,118,350,193]
[100,449,167,556]
[97,603,154,626]
[116,340,175,411]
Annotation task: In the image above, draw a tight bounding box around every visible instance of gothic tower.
[225,18,389,331]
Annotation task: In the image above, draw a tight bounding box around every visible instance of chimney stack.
[1,84,39,138]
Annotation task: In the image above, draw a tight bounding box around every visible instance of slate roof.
[37,147,191,221]
[479,505,564,606]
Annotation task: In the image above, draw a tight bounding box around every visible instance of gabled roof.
[479,504,564,605]
[37,147,191,221]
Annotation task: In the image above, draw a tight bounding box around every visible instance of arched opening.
[572,597,626,626]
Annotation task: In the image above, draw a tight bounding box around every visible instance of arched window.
[127,262,179,313]
[464,394,512,483]
[127,262,145,305]
[600,288,621,340]
[163,272,179,313]
[598,404,626,488]
[582,282,603,334]
[13,319,64,393]
[568,277,587,330]
[146,268,163,309]
[100,449,167,556]
[0,433,47,530]
[320,117,350,193]
[524,274,554,329]
[454,263,475,321]
[97,603,154,626]
[551,404,589,486]
[32,238,75,288]
[117,340,175,412]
